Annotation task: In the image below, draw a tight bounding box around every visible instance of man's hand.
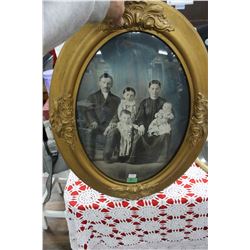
[103,126,109,136]
[104,126,111,136]
[109,122,117,129]
[106,0,125,26]
[104,123,117,136]
[90,121,98,129]
[138,125,145,136]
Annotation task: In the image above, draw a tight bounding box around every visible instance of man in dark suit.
[84,73,120,160]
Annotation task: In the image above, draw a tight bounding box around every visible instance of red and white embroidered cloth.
[64,163,208,250]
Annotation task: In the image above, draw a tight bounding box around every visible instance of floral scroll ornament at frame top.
[50,94,76,149]
[100,1,175,32]
[189,92,208,146]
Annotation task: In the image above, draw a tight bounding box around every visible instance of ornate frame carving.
[49,1,207,199]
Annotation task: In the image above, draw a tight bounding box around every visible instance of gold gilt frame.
[49,1,208,199]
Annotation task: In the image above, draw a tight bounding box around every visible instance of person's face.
[123,90,135,102]
[148,83,161,99]
[163,103,171,111]
[99,77,112,93]
[120,113,132,125]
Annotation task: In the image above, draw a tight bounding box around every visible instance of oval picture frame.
[49,1,208,200]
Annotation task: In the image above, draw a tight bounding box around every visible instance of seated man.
[84,73,120,160]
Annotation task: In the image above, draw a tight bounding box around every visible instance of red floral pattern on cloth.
[64,163,208,249]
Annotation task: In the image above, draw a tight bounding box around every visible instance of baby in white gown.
[148,102,174,137]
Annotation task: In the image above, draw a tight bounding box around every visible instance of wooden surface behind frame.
[49,1,208,199]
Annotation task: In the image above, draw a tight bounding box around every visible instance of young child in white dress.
[117,87,137,122]
[103,87,138,161]
[148,102,174,137]
[104,87,137,135]
[117,110,139,159]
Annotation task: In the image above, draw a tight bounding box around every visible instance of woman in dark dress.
[127,80,172,164]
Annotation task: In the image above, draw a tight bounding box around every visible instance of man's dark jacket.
[86,90,120,130]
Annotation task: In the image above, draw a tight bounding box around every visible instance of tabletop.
[64,163,208,249]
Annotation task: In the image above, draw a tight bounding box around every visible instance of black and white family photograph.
[76,32,190,183]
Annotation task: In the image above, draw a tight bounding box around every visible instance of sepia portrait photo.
[76,32,190,183]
